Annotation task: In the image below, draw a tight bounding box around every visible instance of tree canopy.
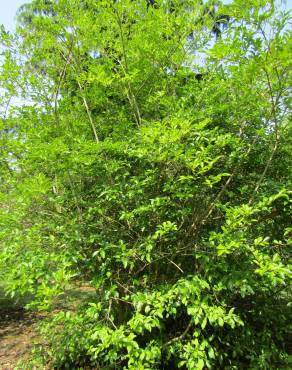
[0,0,291,368]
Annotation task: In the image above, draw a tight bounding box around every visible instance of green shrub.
[0,0,291,368]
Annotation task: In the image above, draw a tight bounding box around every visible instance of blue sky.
[0,0,30,31]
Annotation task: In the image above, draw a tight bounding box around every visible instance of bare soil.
[0,286,97,369]
[0,307,44,370]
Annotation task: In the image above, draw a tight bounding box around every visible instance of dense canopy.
[0,0,291,368]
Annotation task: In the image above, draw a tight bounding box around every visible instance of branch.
[188,130,257,236]
[248,65,281,205]
[59,34,100,143]
[164,319,193,347]
[53,49,72,129]
[76,78,99,143]
[115,8,142,127]
[166,257,184,273]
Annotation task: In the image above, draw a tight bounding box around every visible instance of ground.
[0,286,97,369]
[0,305,44,369]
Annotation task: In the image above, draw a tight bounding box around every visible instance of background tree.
[0,0,291,368]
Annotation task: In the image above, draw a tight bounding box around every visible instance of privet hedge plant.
[0,0,291,368]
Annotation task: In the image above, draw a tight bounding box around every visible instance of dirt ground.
[0,286,97,369]
[0,307,43,370]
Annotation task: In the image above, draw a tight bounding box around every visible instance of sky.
[0,0,30,31]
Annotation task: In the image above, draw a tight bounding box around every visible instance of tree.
[0,0,291,368]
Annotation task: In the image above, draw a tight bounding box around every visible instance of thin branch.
[59,38,100,143]
[53,49,72,129]
[76,78,99,143]
[188,130,257,236]
[164,319,193,347]
[115,9,142,127]
[115,280,135,295]
[166,257,184,273]
[248,69,281,204]
[116,58,142,127]
[3,95,12,119]
[106,299,117,329]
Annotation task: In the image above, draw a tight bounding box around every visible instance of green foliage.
[0,0,291,368]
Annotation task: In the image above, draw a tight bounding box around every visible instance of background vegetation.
[0,0,291,368]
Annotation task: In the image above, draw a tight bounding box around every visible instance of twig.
[166,257,184,273]
[59,37,99,143]
[76,78,99,143]
[106,299,117,329]
[53,49,72,129]
[114,8,142,127]
[248,65,281,205]
[164,319,193,347]
[188,131,257,236]
[115,280,135,295]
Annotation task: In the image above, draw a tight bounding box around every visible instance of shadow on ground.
[0,284,97,369]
